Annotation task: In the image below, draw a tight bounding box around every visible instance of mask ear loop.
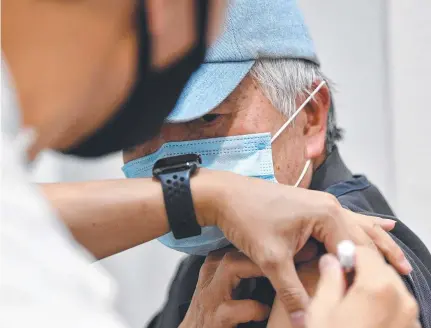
[270,81,326,144]
[294,159,311,187]
[270,80,326,187]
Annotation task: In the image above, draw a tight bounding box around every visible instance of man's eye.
[199,114,221,123]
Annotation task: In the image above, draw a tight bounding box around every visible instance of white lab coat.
[0,59,128,328]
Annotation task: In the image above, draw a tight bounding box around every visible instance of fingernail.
[383,219,397,225]
[400,258,413,273]
[381,219,396,229]
[319,254,338,272]
[290,311,305,327]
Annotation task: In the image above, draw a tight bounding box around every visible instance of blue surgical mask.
[122,81,326,255]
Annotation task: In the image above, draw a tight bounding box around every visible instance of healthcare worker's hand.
[307,248,420,328]
[179,249,270,328]
[195,170,412,321]
[267,248,420,328]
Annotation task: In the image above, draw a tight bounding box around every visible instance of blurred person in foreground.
[120,1,431,327]
[1,1,426,328]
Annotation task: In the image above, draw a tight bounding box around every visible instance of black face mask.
[63,0,209,157]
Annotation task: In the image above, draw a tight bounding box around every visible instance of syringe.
[337,240,356,287]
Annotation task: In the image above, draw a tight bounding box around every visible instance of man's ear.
[303,82,330,160]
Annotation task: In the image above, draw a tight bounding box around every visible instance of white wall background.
[31,1,431,327]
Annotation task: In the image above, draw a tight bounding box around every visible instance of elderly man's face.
[124,74,329,187]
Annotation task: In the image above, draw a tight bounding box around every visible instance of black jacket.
[147,148,431,328]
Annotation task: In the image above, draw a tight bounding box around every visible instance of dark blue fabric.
[324,175,370,198]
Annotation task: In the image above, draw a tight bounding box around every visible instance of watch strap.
[159,169,201,239]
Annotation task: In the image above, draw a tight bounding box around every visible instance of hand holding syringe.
[302,241,421,328]
[268,241,420,328]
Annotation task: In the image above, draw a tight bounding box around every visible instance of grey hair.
[250,58,343,154]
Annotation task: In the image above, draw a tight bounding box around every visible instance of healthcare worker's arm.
[41,169,412,319]
[42,178,172,259]
[42,169,233,259]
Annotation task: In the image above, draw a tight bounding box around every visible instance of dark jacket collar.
[309,147,353,192]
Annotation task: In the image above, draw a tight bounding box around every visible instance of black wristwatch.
[153,154,202,239]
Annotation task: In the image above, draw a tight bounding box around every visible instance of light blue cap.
[167,0,319,123]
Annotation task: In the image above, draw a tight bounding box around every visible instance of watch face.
[153,154,202,176]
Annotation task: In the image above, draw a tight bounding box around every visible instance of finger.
[398,301,420,328]
[353,246,387,277]
[312,208,377,254]
[392,279,420,328]
[411,319,422,328]
[267,297,294,328]
[198,248,239,287]
[377,218,397,231]
[308,254,344,318]
[359,215,397,232]
[327,211,409,274]
[342,247,417,326]
[362,222,412,275]
[214,251,263,291]
[351,217,379,251]
[265,257,310,328]
[350,213,409,274]
[349,246,399,291]
[216,300,270,326]
[199,252,226,282]
[207,247,234,261]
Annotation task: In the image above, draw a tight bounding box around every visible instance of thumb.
[269,258,310,328]
[308,254,344,320]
